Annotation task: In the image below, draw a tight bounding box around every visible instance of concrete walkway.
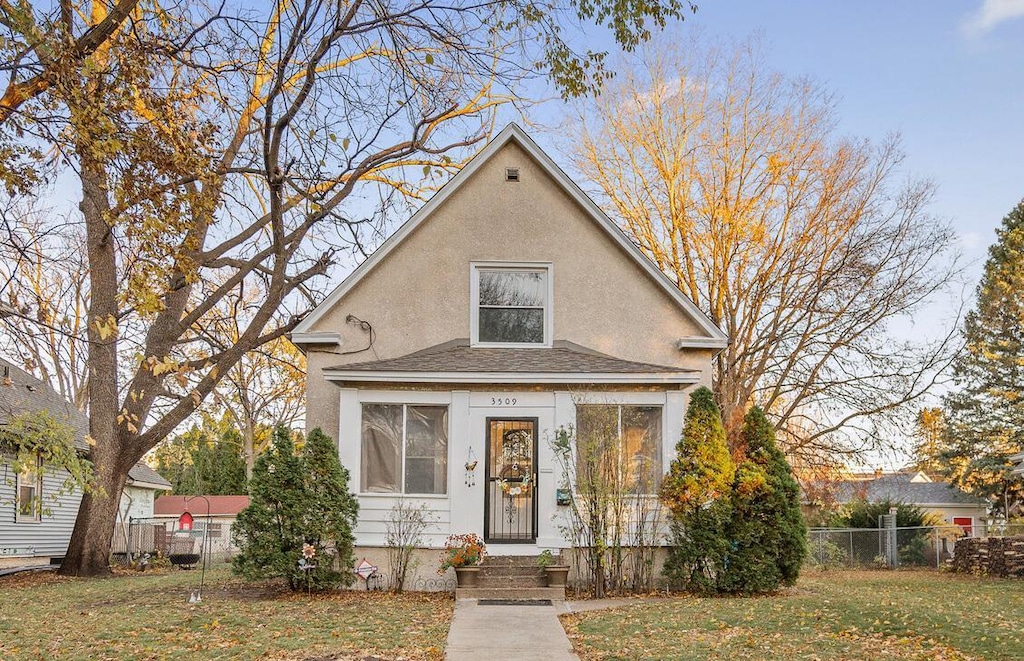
[445,599,579,660]
[444,596,676,659]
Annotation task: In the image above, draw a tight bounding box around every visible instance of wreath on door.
[497,428,533,496]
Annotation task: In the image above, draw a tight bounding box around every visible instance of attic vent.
[504,167,520,182]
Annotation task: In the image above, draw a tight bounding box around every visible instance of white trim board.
[292,123,727,343]
[323,370,701,385]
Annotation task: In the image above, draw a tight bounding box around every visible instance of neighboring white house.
[291,124,726,569]
[826,470,990,535]
[1,357,169,569]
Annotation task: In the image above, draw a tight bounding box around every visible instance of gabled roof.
[1,356,170,490]
[154,494,250,517]
[323,339,701,385]
[127,462,172,490]
[832,472,987,507]
[292,123,728,346]
[1,357,89,451]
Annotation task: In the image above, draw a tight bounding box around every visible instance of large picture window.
[576,405,663,492]
[15,464,42,523]
[361,404,448,495]
[472,265,551,345]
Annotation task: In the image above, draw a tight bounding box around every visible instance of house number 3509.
[491,397,517,405]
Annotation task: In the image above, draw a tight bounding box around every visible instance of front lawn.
[0,566,451,660]
[563,570,1023,660]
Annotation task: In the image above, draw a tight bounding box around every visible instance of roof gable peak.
[292,123,726,344]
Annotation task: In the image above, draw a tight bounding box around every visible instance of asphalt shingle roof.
[1,356,90,451]
[1,356,170,489]
[834,473,986,506]
[327,339,699,375]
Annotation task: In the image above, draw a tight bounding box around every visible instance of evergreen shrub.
[232,426,359,591]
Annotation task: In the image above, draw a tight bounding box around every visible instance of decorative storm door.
[484,418,538,543]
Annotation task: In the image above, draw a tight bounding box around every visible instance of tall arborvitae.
[942,201,1024,518]
[722,407,807,594]
[233,425,358,591]
[660,387,735,594]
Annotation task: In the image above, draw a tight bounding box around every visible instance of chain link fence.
[111,517,236,568]
[807,522,1024,570]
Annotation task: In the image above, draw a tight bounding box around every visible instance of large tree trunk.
[60,143,122,577]
[244,417,255,481]
[60,449,133,576]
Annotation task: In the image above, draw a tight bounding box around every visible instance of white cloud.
[958,231,983,250]
[963,0,1024,35]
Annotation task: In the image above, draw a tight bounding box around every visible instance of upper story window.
[471,263,552,346]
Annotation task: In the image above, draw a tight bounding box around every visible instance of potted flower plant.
[439,533,486,587]
[536,549,570,587]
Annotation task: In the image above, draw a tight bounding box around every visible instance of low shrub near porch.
[0,566,451,660]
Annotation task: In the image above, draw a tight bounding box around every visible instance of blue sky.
[518,1,1023,465]
[529,1,1024,294]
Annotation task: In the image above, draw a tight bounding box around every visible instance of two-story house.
[292,124,727,569]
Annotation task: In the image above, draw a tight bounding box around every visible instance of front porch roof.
[323,339,702,385]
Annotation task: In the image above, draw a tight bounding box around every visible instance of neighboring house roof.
[323,339,703,385]
[1,357,89,451]
[154,495,250,517]
[127,462,171,490]
[1010,451,1024,475]
[831,472,987,507]
[291,123,728,348]
[1,356,170,490]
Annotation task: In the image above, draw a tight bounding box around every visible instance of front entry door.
[484,418,538,543]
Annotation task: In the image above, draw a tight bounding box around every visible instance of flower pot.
[454,566,481,588]
[545,565,570,587]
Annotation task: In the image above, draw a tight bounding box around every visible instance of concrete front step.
[455,586,566,601]
[479,575,547,588]
[480,565,546,578]
[481,554,544,567]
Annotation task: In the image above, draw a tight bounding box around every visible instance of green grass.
[0,565,451,660]
[562,570,1024,660]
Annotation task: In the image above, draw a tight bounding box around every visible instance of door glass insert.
[485,418,538,543]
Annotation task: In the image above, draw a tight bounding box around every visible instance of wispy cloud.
[963,0,1024,36]
[958,231,983,250]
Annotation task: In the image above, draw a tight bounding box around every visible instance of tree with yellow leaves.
[571,35,961,464]
[1,0,701,577]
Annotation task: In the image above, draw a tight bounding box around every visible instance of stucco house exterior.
[1,357,170,568]
[291,124,727,569]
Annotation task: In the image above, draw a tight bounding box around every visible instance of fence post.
[882,509,898,568]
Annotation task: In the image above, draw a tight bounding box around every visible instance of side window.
[575,404,663,493]
[15,462,43,523]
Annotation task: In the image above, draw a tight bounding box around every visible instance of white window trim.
[359,402,450,497]
[470,261,553,348]
[15,463,42,524]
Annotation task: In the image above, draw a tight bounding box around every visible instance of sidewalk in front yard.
[445,598,578,660]
[445,597,666,660]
